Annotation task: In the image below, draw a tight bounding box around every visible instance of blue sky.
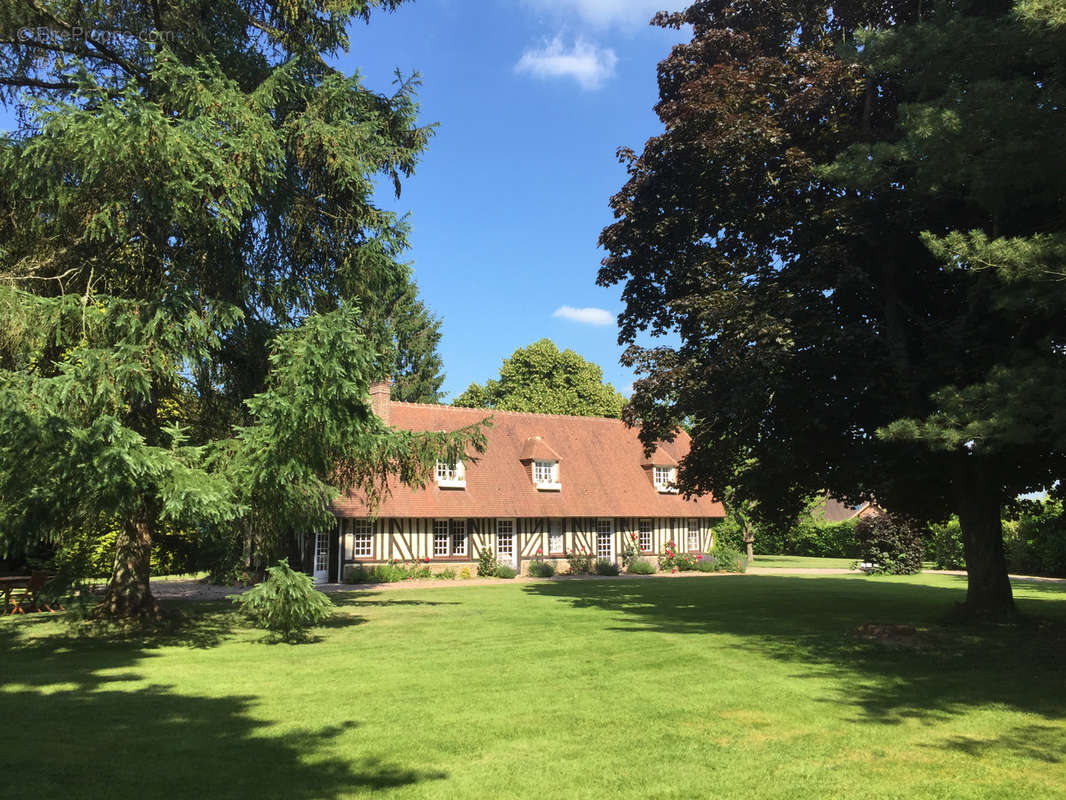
[342,0,688,399]
[2,0,689,400]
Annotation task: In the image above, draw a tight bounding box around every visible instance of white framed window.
[597,518,613,560]
[451,519,467,556]
[433,519,450,557]
[687,519,700,552]
[496,519,515,565]
[639,519,653,553]
[351,519,373,558]
[436,459,466,488]
[432,519,468,557]
[654,466,677,493]
[548,519,564,555]
[533,459,561,490]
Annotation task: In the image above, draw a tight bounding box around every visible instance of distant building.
[817,496,883,524]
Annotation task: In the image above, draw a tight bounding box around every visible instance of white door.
[496,519,517,569]
[549,519,564,556]
[497,532,516,568]
[313,532,330,584]
[596,519,614,562]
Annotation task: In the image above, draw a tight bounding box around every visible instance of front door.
[313,532,330,584]
[497,532,516,569]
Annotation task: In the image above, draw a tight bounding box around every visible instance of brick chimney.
[369,377,391,425]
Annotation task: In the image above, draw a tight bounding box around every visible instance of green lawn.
[749,554,859,569]
[3,574,1065,799]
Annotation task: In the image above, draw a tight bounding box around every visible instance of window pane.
[352,520,373,558]
[597,520,612,558]
[534,460,555,484]
[451,519,466,556]
[639,519,653,552]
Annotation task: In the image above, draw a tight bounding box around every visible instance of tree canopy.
[598,0,1066,617]
[0,0,483,615]
[453,339,627,418]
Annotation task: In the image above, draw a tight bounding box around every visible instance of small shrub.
[404,560,433,580]
[495,564,518,579]
[930,517,965,570]
[437,568,457,580]
[477,548,499,577]
[706,545,748,573]
[854,513,924,575]
[229,559,332,641]
[659,541,697,572]
[627,558,656,575]
[593,559,620,576]
[342,564,366,583]
[1005,502,1066,577]
[566,548,593,574]
[459,567,473,580]
[528,560,555,578]
[620,533,641,568]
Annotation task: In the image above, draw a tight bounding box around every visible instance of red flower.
[423,558,430,563]
[697,555,703,560]
[671,568,677,574]
[536,547,543,554]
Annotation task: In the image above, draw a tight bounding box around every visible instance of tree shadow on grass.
[521,576,1066,733]
[0,617,445,800]
[934,723,1065,764]
[329,591,461,609]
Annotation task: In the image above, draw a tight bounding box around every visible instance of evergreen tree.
[0,1,483,616]
[598,0,1066,617]
[363,278,446,404]
[454,339,626,418]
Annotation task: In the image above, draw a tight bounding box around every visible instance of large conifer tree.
[0,1,482,616]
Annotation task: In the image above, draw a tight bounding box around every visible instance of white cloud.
[515,36,618,90]
[552,305,615,325]
[522,0,686,28]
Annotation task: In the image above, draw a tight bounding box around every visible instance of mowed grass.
[750,554,859,569]
[3,574,1066,800]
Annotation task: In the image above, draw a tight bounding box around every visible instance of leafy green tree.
[366,278,446,404]
[0,1,484,616]
[598,0,1066,618]
[453,338,626,417]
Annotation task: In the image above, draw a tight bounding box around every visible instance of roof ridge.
[391,401,630,424]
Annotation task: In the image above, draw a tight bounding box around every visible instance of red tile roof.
[332,402,724,519]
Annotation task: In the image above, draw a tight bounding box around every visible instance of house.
[817,496,884,523]
[314,380,725,582]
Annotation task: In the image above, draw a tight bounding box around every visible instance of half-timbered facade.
[317,381,724,582]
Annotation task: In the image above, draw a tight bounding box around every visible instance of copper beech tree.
[599,0,1066,618]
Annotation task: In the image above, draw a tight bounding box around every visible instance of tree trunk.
[953,458,1015,620]
[102,508,160,618]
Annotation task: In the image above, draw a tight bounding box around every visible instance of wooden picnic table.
[0,575,31,614]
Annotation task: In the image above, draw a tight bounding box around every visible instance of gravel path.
[148,566,1063,602]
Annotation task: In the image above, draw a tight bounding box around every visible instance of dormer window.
[436,459,466,488]
[654,465,678,493]
[533,459,561,491]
